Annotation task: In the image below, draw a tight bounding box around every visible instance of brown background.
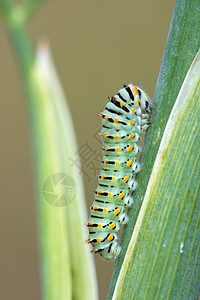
[0,0,176,299]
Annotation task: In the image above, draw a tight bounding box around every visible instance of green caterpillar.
[86,84,151,260]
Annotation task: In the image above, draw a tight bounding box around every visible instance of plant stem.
[2,13,73,300]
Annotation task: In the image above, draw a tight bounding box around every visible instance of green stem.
[1,7,72,300]
[5,20,39,150]
[8,25,34,76]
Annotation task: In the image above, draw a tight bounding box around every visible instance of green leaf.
[34,45,98,300]
[108,0,200,297]
[0,3,98,299]
[112,49,200,299]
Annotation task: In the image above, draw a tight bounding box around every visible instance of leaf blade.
[108,1,200,297]
[112,50,200,299]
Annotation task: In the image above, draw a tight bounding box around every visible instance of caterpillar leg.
[118,212,129,224]
[124,195,134,207]
[141,123,150,132]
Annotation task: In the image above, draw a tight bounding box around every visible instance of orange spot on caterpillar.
[128,133,135,140]
[109,223,115,229]
[105,147,109,151]
[114,208,120,215]
[103,208,108,213]
[98,133,102,136]
[101,175,106,180]
[114,135,119,140]
[112,177,116,182]
[114,118,119,124]
[97,190,103,196]
[115,147,120,152]
[115,161,119,166]
[129,121,134,126]
[97,238,101,243]
[108,234,114,241]
[127,145,133,152]
[127,160,133,167]
[119,192,125,199]
[98,224,102,228]
[124,176,129,183]
[104,159,109,165]
[108,192,112,197]
[120,102,124,108]
[93,205,98,211]
[133,86,138,95]
[104,133,108,139]
[105,115,109,121]
[131,109,135,113]
[86,222,93,227]
[136,99,139,105]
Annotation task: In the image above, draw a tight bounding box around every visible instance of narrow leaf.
[108,1,200,297]
[35,45,98,300]
[113,50,200,299]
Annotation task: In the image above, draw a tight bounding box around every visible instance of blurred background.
[0,0,176,299]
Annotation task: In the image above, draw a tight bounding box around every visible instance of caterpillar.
[86,84,151,260]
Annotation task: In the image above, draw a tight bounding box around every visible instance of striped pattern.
[86,84,151,260]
